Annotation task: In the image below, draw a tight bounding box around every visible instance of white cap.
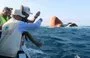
[21,5,32,15]
[12,9,25,17]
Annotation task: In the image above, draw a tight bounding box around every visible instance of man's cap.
[21,5,32,15]
[12,9,25,17]
[3,7,13,11]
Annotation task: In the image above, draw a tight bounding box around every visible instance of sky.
[0,0,90,26]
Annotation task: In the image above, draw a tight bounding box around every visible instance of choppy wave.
[26,27,90,58]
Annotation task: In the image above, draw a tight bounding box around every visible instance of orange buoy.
[50,16,63,27]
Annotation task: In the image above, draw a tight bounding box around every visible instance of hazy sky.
[0,0,90,26]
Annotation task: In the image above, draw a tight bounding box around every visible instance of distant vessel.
[50,16,78,28]
[50,16,63,27]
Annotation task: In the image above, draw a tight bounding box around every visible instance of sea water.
[26,27,90,58]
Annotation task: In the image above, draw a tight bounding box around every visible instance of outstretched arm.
[20,18,42,30]
[28,11,40,23]
[22,31,42,47]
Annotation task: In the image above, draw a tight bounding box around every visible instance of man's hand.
[34,11,40,19]
[39,18,43,22]
[35,41,42,47]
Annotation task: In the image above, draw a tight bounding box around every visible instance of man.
[0,7,12,29]
[0,9,42,58]
[19,6,42,58]
[0,7,13,38]
[20,5,42,47]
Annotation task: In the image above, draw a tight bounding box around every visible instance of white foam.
[74,55,80,58]
[27,48,44,54]
[22,44,44,58]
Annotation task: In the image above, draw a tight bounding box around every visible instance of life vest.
[0,15,9,26]
[0,18,22,57]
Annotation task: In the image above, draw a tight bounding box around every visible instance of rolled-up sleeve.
[19,19,42,32]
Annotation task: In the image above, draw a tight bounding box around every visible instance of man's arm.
[28,11,40,23]
[0,26,2,30]
[22,31,42,47]
[20,18,42,30]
